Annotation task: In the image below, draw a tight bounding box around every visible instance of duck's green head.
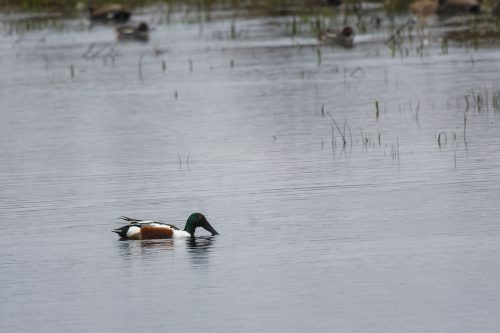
[184,213,219,237]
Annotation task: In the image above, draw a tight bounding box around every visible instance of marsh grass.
[291,15,297,36]
[441,37,448,55]
[385,18,416,58]
[437,131,447,148]
[326,111,347,148]
[492,91,500,111]
[177,153,191,170]
[138,53,144,80]
[316,47,321,66]
[391,137,400,162]
[230,21,236,39]
[464,85,500,113]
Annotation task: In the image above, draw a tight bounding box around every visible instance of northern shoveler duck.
[116,22,149,42]
[89,3,131,23]
[410,0,481,15]
[112,213,219,240]
[319,26,354,48]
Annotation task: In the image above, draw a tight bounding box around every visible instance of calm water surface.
[1,7,500,332]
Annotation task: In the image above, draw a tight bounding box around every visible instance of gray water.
[1,6,500,332]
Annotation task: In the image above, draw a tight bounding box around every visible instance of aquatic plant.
[324,109,351,149]
[437,131,447,148]
[290,16,297,36]
[138,53,144,81]
[316,47,321,66]
[385,18,416,58]
[492,91,500,111]
[463,111,467,144]
[441,37,448,55]
[230,21,236,39]
[464,85,500,113]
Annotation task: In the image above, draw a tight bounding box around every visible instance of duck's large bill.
[203,220,219,235]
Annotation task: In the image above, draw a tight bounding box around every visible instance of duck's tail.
[120,216,141,223]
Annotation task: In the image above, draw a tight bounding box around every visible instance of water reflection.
[115,236,216,266]
[186,236,216,268]
[116,238,175,257]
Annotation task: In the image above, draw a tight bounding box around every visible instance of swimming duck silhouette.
[116,22,149,42]
[319,26,354,47]
[113,213,219,240]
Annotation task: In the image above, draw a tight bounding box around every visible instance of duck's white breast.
[172,230,191,237]
[126,226,141,239]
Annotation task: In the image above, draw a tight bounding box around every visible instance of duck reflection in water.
[186,236,216,268]
[116,235,216,267]
[115,233,217,261]
[117,238,175,257]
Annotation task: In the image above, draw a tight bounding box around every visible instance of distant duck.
[112,213,219,240]
[319,26,354,47]
[116,22,149,42]
[304,0,342,7]
[437,0,481,14]
[410,0,481,15]
[326,0,343,6]
[88,3,131,23]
